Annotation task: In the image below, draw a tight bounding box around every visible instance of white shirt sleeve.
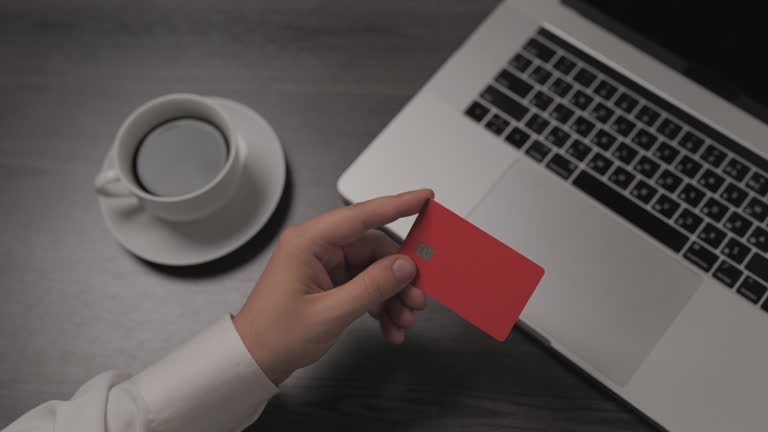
[3,315,279,432]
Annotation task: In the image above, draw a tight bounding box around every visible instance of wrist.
[232,313,292,386]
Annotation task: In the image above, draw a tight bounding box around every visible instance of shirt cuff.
[131,315,278,432]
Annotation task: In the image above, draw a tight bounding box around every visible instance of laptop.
[337,1,768,430]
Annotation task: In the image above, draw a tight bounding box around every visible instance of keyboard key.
[631,129,657,151]
[481,86,528,120]
[505,127,530,149]
[720,183,748,207]
[723,158,750,181]
[553,55,577,75]
[485,114,510,135]
[683,242,718,272]
[611,115,636,137]
[590,102,615,123]
[570,116,595,138]
[546,154,578,179]
[678,131,704,154]
[546,126,571,148]
[713,261,743,288]
[723,212,753,237]
[675,208,704,234]
[529,66,553,85]
[615,92,639,113]
[587,152,613,175]
[551,103,574,124]
[698,223,727,249]
[526,113,550,134]
[608,166,636,190]
[531,91,554,111]
[700,144,727,168]
[570,90,594,110]
[657,118,682,140]
[678,183,706,207]
[697,169,726,193]
[495,70,533,98]
[549,78,573,97]
[573,171,689,252]
[655,169,683,193]
[736,276,767,304]
[634,156,661,179]
[567,140,592,161]
[573,68,597,88]
[465,101,490,122]
[630,179,658,204]
[523,38,555,63]
[675,155,703,179]
[613,142,639,165]
[746,171,768,196]
[652,141,680,164]
[747,226,768,253]
[722,238,751,265]
[591,129,617,151]
[510,53,533,73]
[744,197,768,223]
[700,197,728,223]
[525,140,552,162]
[652,194,680,218]
[636,105,660,126]
[594,80,618,100]
[745,253,768,285]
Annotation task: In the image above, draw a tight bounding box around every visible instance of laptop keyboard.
[465,28,768,313]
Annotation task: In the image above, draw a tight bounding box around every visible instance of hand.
[233,189,434,385]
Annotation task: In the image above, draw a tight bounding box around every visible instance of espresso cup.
[94,93,246,222]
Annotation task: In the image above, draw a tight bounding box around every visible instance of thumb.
[325,254,417,325]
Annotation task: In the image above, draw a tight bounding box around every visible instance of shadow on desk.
[250,328,472,432]
[248,306,656,432]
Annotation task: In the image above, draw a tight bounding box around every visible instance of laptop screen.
[565,1,768,125]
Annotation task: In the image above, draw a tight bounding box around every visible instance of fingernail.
[392,257,416,283]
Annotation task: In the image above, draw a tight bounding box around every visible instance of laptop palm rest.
[467,157,700,386]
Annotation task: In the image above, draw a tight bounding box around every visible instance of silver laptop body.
[338,2,768,430]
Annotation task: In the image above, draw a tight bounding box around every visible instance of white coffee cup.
[94,93,246,222]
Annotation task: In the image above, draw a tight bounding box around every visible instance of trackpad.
[467,158,700,386]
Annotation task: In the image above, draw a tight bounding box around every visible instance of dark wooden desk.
[0,1,654,430]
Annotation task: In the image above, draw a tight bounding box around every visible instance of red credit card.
[399,199,545,341]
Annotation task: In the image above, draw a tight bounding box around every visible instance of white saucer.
[98,97,286,266]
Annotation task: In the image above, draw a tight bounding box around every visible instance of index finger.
[304,189,434,246]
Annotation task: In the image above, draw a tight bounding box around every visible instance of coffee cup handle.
[94,169,133,197]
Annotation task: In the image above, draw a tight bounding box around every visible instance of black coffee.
[133,118,228,197]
